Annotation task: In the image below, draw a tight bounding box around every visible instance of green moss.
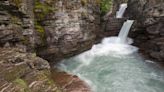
[35,23,45,36]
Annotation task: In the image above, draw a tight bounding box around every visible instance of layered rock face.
[0,47,61,92]
[0,0,36,51]
[0,0,101,62]
[36,0,101,62]
[0,0,101,91]
[0,0,62,91]
[127,0,164,62]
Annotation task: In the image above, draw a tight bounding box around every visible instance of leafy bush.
[100,0,113,15]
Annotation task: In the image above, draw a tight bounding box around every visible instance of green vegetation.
[35,22,45,37]
[100,0,113,15]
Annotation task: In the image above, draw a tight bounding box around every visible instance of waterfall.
[118,20,134,44]
[55,3,164,92]
[116,3,127,18]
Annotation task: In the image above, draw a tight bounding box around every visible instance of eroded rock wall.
[0,0,101,91]
[127,0,164,62]
[0,0,62,91]
[36,0,101,62]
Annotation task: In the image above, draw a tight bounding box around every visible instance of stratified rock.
[36,0,101,62]
[127,0,164,62]
[0,0,36,51]
[0,47,61,92]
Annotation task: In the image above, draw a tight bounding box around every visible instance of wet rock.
[51,68,91,92]
[0,47,61,92]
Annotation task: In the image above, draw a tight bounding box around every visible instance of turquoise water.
[56,37,164,92]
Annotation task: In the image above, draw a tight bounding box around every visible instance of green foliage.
[100,0,113,15]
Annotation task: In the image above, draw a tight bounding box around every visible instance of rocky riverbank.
[51,68,91,92]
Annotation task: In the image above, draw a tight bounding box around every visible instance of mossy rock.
[34,22,46,46]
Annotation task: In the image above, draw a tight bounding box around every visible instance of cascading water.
[116,3,127,18]
[118,20,134,44]
[56,3,164,92]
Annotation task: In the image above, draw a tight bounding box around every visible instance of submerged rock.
[0,47,61,92]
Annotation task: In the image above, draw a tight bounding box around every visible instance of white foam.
[145,60,155,64]
[75,36,138,67]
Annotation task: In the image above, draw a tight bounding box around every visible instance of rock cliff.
[127,0,164,62]
[0,0,101,91]
[35,0,101,62]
